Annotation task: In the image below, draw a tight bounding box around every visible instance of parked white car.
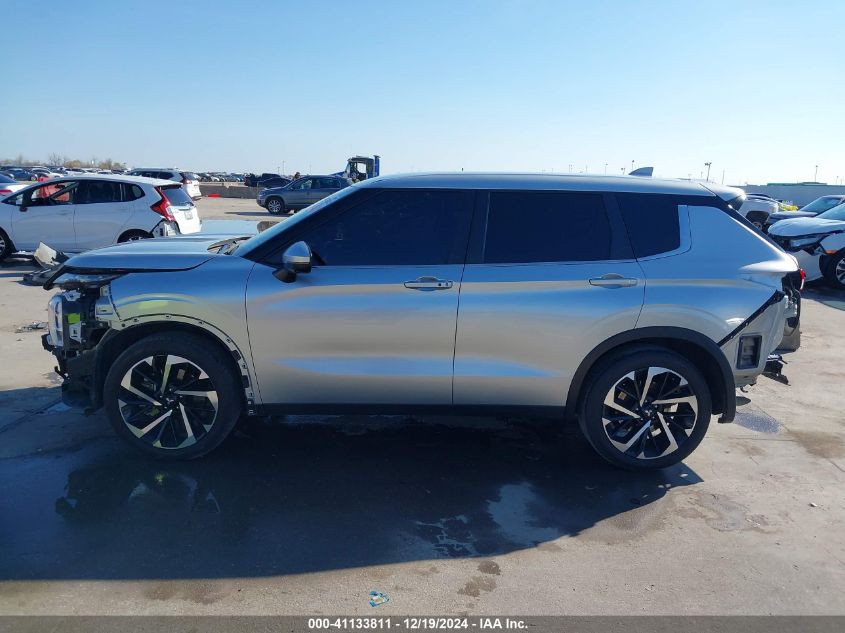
[0,174,201,260]
[768,202,845,289]
[739,193,780,229]
[127,168,202,200]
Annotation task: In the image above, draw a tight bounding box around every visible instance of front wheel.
[266,197,285,215]
[103,333,243,460]
[823,250,845,290]
[578,349,712,469]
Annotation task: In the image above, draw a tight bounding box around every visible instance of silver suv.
[41,174,800,469]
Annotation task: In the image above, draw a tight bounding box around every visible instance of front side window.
[302,189,473,266]
[291,178,313,191]
[482,191,612,263]
[23,181,79,206]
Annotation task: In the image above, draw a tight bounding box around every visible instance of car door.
[285,177,314,209]
[72,180,133,250]
[9,180,79,251]
[245,188,474,405]
[453,190,644,407]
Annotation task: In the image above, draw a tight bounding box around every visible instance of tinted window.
[303,189,473,266]
[616,193,681,258]
[161,185,193,206]
[180,172,198,181]
[483,192,611,263]
[125,184,144,201]
[78,180,122,204]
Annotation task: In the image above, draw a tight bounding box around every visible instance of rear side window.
[180,172,198,181]
[78,180,122,204]
[161,185,193,206]
[302,189,473,266]
[616,193,681,258]
[483,192,611,263]
[124,184,144,201]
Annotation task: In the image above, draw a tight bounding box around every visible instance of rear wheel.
[823,250,845,290]
[0,229,13,261]
[578,349,712,469]
[266,197,285,215]
[118,229,153,242]
[103,333,243,460]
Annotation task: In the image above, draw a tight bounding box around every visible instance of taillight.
[0,189,11,194]
[151,187,176,221]
[799,269,806,291]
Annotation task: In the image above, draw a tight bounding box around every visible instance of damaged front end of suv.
[44,270,126,410]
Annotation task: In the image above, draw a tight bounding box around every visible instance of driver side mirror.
[273,241,312,283]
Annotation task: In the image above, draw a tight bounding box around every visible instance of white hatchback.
[127,168,202,200]
[0,174,201,260]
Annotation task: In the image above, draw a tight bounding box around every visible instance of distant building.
[738,182,845,206]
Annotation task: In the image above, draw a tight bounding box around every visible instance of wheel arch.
[565,326,736,423]
[91,317,256,413]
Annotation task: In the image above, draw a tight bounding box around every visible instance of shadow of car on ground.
[0,412,701,581]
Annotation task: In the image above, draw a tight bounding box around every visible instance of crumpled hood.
[768,217,845,238]
[63,236,228,271]
[767,210,816,223]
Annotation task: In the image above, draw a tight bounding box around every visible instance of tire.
[578,348,712,470]
[103,333,243,460]
[822,250,845,290]
[0,228,13,261]
[118,230,153,242]
[266,197,285,215]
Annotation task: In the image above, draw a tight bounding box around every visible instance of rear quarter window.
[616,193,681,258]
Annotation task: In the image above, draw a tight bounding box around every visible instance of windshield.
[818,203,845,222]
[235,184,362,258]
[801,196,844,213]
[0,174,15,184]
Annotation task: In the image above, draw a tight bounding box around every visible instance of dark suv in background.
[257,175,351,214]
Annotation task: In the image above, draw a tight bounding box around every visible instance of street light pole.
[705,162,712,181]
[604,163,608,175]
[814,165,819,181]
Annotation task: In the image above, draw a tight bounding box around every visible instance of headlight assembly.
[54,272,122,290]
[789,234,828,249]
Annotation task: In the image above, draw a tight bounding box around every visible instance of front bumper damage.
[42,333,98,411]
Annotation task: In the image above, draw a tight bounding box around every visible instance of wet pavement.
[0,414,699,582]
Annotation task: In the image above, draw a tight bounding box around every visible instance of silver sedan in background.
[257,175,352,214]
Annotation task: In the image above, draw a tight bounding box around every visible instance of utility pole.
[604,163,608,175]
[814,165,819,181]
[705,162,712,181]
[721,169,725,184]
[631,159,635,173]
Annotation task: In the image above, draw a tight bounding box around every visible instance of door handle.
[404,277,454,290]
[589,274,638,288]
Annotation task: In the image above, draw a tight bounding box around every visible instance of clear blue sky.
[2,0,843,184]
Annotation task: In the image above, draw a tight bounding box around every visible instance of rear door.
[73,179,132,250]
[453,190,644,406]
